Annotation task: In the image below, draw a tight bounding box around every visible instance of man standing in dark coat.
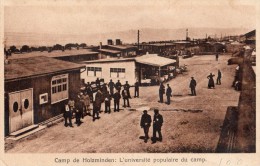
[189,77,197,96]
[75,100,83,126]
[122,86,130,108]
[140,110,151,143]
[216,70,222,85]
[158,83,165,103]
[134,81,139,98]
[86,82,93,102]
[124,81,131,98]
[104,91,111,113]
[113,90,121,112]
[93,90,102,121]
[165,84,172,105]
[115,80,122,91]
[152,109,163,143]
[108,79,115,95]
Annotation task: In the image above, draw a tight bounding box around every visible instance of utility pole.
[137,30,140,49]
[186,29,188,40]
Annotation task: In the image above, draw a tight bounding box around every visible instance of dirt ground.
[5,54,240,153]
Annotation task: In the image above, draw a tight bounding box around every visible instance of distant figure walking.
[165,84,172,105]
[113,90,121,112]
[207,73,215,89]
[216,70,222,85]
[158,83,165,103]
[152,109,163,144]
[140,110,152,143]
[216,53,219,61]
[134,81,139,98]
[189,77,197,96]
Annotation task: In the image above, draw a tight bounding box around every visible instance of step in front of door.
[9,124,39,137]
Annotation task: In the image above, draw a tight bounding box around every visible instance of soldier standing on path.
[108,79,115,95]
[189,77,197,96]
[152,109,163,144]
[81,92,91,116]
[75,100,83,126]
[140,110,151,143]
[216,70,222,85]
[134,81,139,98]
[122,86,131,108]
[93,90,102,121]
[113,90,121,112]
[158,83,165,103]
[115,80,122,91]
[124,81,131,98]
[86,82,93,102]
[104,91,111,113]
[165,84,172,105]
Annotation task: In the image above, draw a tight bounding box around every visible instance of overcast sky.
[4,0,257,35]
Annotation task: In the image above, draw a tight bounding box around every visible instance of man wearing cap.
[216,70,222,85]
[165,84,172,105]
[134,81,139,98]
[108,79,115,95]
[189,77,197,96]
[124,81,131,99]
[152,109,163,143]
[122,86,131,108]
[115,80,122,91]
[140,110,152,143]
[158,83,165,103]
[113,90,121,112]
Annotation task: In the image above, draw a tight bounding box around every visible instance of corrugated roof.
[5,56,85,81]
[9,49,99,60]
[135,54,176,67]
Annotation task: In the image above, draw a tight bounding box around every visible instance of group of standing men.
[64,78,141,126]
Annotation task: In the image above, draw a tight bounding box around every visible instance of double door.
[8,89,33,133]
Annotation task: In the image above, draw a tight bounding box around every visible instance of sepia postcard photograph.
[0,0,259,165]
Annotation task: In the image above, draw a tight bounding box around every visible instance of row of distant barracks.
[4,41,179,136]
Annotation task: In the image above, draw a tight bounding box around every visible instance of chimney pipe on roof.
[100,42,102,49]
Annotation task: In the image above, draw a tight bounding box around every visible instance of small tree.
[20,45,30,53]
[9,45,17,53]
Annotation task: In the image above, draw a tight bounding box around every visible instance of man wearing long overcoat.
[189,77,197,96]
[140,110,151,143]
[113,90,121,112]
[165,84,172,105]
[158,83,165,103]
[152,109,163,143]
[93,90,102,121]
